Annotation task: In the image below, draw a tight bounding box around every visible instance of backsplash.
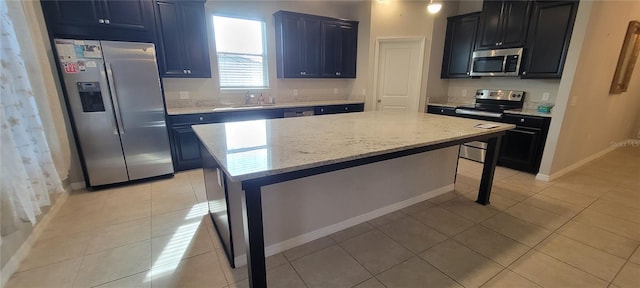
[162,78,359,108]
[446,78,561,109]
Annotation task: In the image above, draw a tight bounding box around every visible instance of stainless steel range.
[455,89,525,162]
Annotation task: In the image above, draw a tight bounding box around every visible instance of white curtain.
[1,0,64,226]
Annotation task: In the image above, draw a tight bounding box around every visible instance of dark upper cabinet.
[321,21,358,78]
[41,0,155,42]
[521,1,578,79]
[441,12,480,78]
[476,0,532,50]
[154,0,211,78]
[274,11,358,79]
[275,13,321,78]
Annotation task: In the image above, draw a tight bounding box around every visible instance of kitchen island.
[193,111,514,287]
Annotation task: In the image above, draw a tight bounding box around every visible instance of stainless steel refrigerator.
[54,39,173,187]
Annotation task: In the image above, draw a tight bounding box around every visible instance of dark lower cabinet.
[171,126,203,171]
[441,12,480,78]
[170,103,365,171]
[41,0,156,42]
[521,1,578,79]
[426,105,457,116]
[314,103,364,115]
[428,106,551,174]
[498,126,541,171]
[499,114,551,173]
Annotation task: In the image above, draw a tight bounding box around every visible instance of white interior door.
[374,38,425,112]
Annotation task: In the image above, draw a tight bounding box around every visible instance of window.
[213,16,268,89]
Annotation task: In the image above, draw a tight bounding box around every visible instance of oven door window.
[473,56,504,73]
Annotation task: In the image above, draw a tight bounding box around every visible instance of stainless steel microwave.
[470,48,523,76]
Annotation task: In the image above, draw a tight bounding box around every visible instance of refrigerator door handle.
[106,63,126,135]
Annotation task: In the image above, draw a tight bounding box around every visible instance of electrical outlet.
[542,92,550,101]
[462,89,467,97]
[179,91,189,100]
[570,96,578,106]
[293,89,298,96]
[333,88,338,95]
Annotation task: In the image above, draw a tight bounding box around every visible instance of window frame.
[212,14,269,91]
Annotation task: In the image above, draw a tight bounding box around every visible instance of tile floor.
[5,146,640,288]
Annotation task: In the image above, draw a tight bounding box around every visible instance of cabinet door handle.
[199,116,204,121]
[183,69,188,74]
[187,70,192,74]
[336,72,341,76]
[495,42,500,46]
[98,19,105,24]
[320,108,324,112]
[300,71,306,75]
[104,19,110,24]
[344,107,348,110]
[522,71,527,75]
[520,118,525,123]
[440,109,444,113]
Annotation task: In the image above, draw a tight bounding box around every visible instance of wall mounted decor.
[610,21,640,94]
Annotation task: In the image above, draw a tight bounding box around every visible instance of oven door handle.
[455,109,503,118]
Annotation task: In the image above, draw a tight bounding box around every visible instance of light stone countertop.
[193,111,515,182]
[166,100,365,115]
[426,102,460,108]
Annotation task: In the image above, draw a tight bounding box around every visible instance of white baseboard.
[70,181,85,190]
[535,140,633,182]
[233,183,455,266]
[1,189,70,287]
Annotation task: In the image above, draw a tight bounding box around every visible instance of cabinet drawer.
[169,114,221,125]
[427,105,457,116]
[315,103,364,115]
[502,114,546,128]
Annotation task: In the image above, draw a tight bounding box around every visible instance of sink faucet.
[245,92,255,104]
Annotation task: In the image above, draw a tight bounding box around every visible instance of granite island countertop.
[166,100,365,115]
[193,111,515,182]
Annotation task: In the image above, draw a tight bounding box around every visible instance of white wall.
[367,0,456,112]
[447,78,561,109]
[538,0,640,178]
[424,1,459,106]
[162,1,367,108]
[457,0,483,14]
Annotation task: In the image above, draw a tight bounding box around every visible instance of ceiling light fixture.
[427,0,442,14]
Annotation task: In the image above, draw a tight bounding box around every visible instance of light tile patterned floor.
[6,147,640,287]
